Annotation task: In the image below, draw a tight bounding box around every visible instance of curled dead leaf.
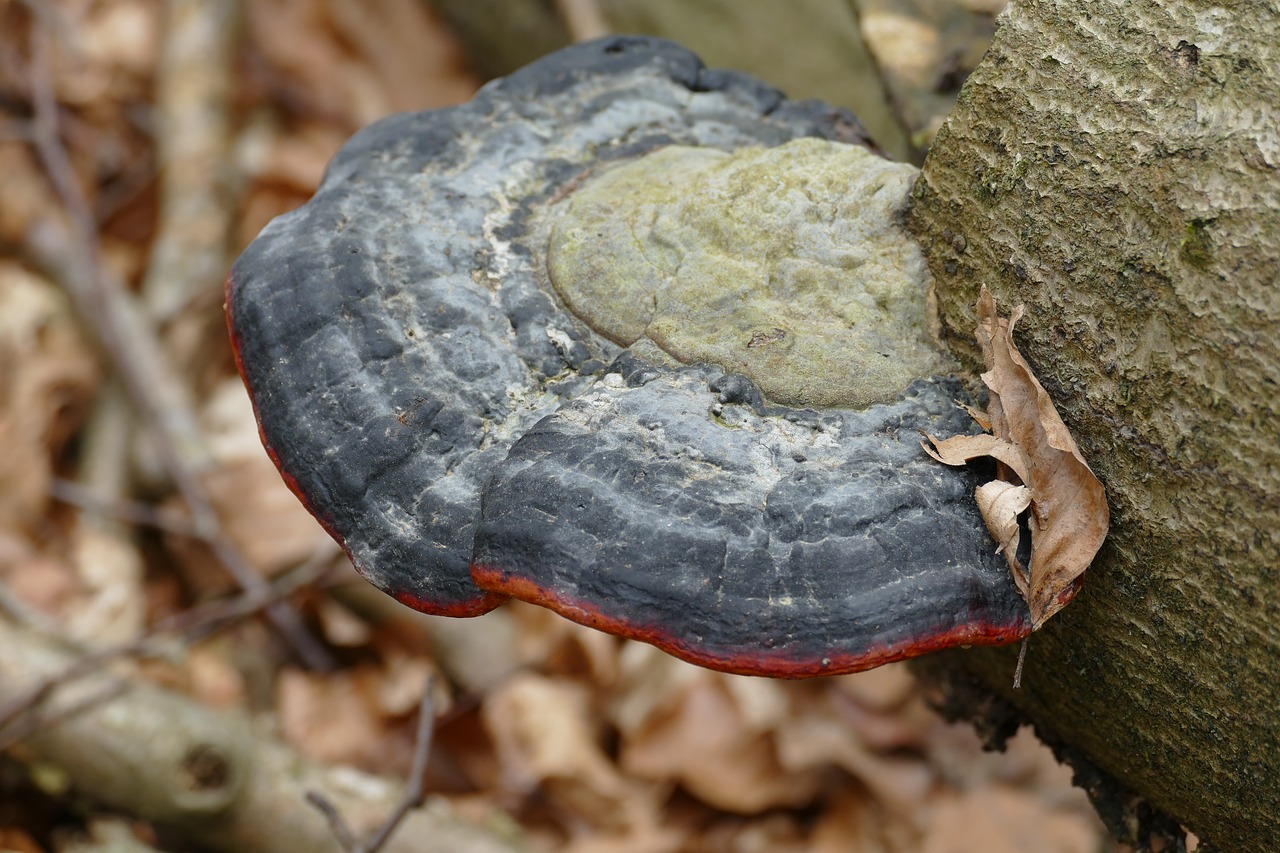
[975,481,1033,591]
[923,287,1108,628]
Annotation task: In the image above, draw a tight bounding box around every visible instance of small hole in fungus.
[181,744,231,792]
[603,43,625,55]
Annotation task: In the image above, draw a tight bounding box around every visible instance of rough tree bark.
[907,2,1278,850]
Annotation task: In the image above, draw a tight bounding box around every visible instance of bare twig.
[1013,635,1029,689]
[553,0,609,42]
[0,584,67,639]
[156,539,342,641]
[306,791,362,852]
[51,477,199,537]
[364,678,438,851]
[24,21,333,671]
[0,680,130,753]
[0,542,340,747]
[142,0,241,323]
[306,676,439,853]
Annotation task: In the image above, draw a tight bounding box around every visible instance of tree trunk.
[907,2,1279,850]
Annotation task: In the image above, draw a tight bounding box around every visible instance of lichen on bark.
[907,2,1280,850]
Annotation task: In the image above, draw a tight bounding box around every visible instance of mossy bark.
[907,2,1279,850]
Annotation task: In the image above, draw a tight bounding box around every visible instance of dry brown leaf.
[773,705,932,821]
[416,605,522,694]
[828,687,931,754]
[694,813,810,853]
[278,666,391,769]
[186,640,249,710]
[610,641,704,739]
[0,827,45,853]
[368,650,436,717]
[55,0,158,105]
[922,788,1099,853]
[923,287,1109,627]
[510,600,621,684]
[975,480,1033,587]
[246,0,477,129]
[164,401,334,595]
[316,597,374,647]
[482,672,633,823]
[0,264,100,530]
[66,518,147,644]
[619,673,823,814]
[0,528,75,622]
[810,788,903,853]
[322,0,479,117]
[921,432,1028,486]
[0,145,59,247]
[562,828,685,853]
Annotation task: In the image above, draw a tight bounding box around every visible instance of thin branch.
[0,120,37,143]
[306,676,439,853]
[0,543,340,746]
[305,791,361,852]
[50,477,198,537]
[553,0,609,43]
[363,677,438,852]
[0,680,130,753]
[0,584,68,642]
[24,21,333,671]
[142,0,241,323]
[1013,635,1029,689]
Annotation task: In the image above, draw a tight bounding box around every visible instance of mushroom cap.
[228,36,1031,673]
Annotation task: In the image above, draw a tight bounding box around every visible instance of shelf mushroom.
[227,36,1032,677]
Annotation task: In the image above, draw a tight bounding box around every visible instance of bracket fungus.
[227,37,1034,677]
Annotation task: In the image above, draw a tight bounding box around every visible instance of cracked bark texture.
[907,2,1279,850]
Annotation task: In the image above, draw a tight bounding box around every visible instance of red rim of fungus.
[472,566,1030,678]
[226,270,506,618]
